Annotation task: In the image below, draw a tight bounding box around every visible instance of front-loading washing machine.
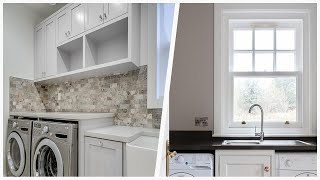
[276,152,317,177]
[31,121,78,176]
[169,153,214,177]
[6,118,33,176]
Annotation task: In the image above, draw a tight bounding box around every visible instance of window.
[147,4,175,108]
[214,5,316,136]
[229,20,302,128]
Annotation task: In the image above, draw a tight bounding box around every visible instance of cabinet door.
[56,9,70,44]
[85,4,104,30]
[84,137,122,176]
[44,18,57,77]
[104,3,128,21]
[216,150,274,177]
[219,155,271,177]
[34,24,45,79]
[70,3,85,37]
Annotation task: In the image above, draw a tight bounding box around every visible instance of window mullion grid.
[273,27,277,71]
[252,28,255,71]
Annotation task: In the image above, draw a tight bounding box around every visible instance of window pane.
[156,4,174,98]
[255,29,274,50]
[276,29,295,50]
[233,30,252,50]
[234,77,296,123]
[276,52,295,71]
[255,53,274,72]
[233,52,252,72]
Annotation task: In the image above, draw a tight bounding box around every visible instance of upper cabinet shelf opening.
[85,17,129,67]
[34,3,140,83]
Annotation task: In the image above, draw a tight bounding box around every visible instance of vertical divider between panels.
[252,28,255,72]
[273,27,277,72]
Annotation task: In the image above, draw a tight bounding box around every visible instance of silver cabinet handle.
[99,15,103,20]
[103,13,107,19]
[68,31,70,35]
[65,32,68,37]
[98,141,103,146]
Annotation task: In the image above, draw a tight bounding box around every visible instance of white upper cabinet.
[215,150,275,177]
[56,8,70,44]
[106,3,128,21]
[44,17,57,77]
[34,3,140,82]
[85,4,104,30]
[70,4,85,37]
[34,24,45,79]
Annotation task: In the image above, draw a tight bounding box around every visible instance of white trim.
[147,4,162,109]
[214,4,316,136]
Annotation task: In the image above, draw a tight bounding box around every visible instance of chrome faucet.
[249,104,264,142]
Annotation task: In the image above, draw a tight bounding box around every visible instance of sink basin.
[223,140,261,145]
[126,136,159,176]
[222,140,314,146]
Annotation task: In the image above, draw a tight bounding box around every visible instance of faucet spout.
[249,104,264,142]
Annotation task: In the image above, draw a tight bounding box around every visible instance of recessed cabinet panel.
[56,9,70,44]
[70,4,85,37]
[106,3,128,21]
[85,4,104,30]
[85,17,128,67]
[84,137,122,176]
[45,18,57,77]
[220,155,271,176]
[35,24,45,79]
[216,150,274,177]
[57,37,83,73]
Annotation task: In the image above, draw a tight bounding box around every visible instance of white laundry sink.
[126,136,159,176]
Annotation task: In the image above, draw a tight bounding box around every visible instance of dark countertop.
[170,131,317,152]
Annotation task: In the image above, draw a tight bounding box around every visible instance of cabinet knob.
[103,13,107,19]
[264,166,270,172]
[99,15,103,20]
[68,31,70,35]
[98,141,103,146]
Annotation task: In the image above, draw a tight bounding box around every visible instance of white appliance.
[126,136,159,176]
[276,152,317,177]
[169,153,214,177]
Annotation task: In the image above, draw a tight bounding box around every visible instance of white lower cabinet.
[84,137,122,176]
[215,150,275,177]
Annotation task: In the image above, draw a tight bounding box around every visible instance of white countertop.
[85,126,159,143]
[10,112,114,121]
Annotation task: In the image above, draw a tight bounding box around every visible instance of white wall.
[3,3,43,175]
[169,4,214,131]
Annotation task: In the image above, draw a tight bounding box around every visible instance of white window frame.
[147,4,174,109]
[228,20,303,128]
[214,4,317,136]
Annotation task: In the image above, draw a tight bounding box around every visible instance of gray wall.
[170,4,214,131]
[3,4,44,175]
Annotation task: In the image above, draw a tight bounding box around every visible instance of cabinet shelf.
[85,17,129,67]
[34,58,138,84]
[57,36,83,73]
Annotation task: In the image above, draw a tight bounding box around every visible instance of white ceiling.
[22,3,67,20]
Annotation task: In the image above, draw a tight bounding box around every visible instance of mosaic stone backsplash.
[9,66,162,128]
[10,77,46,112]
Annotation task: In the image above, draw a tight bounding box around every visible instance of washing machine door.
[169,172,195,177]
[295,172,317,177]
[7,132,26,176]
[33,138,63,176]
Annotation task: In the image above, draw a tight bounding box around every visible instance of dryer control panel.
[278,153,317,170]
